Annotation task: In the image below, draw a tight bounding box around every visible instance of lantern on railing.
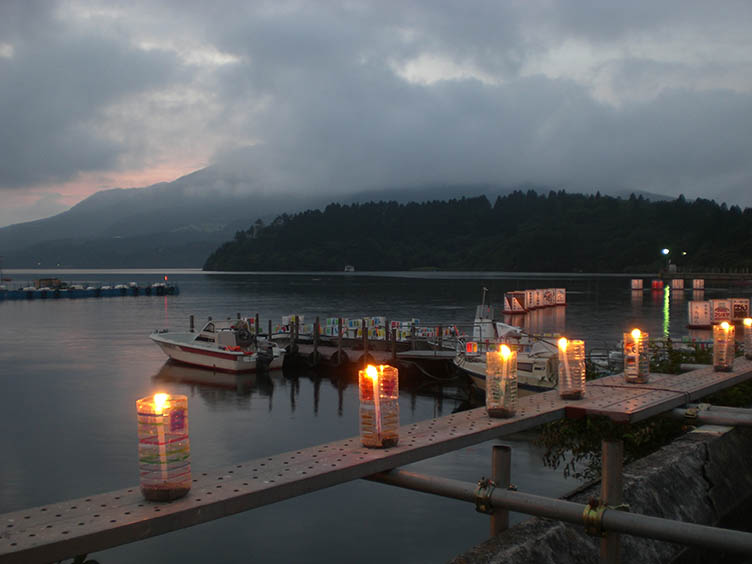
[486,344,518,418]
[623,328,649,384]
[713,321,735,372]
[137,393,191,501]
[744,318,752,360]
[557,337,586,399]
[359,365,399,448]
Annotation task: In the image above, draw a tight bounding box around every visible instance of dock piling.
[490,445,511,536]
[255,313,260,336]
[362,317,369,368]
[337,318,343,366]
[391,328,397,362]
[189,315,194,332]
[601,439,624,564]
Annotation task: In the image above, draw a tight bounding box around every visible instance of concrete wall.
[451,426,752,564]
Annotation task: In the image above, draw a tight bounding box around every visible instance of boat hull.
[151,334,284,373]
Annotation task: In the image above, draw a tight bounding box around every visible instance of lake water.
[1,270,746,563]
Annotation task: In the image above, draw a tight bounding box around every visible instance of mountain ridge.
[0,164,676,268]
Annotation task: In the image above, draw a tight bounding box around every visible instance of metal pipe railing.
[366,469,752,555]
[670,406,752,427]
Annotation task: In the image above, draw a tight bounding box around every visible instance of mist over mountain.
[0,163,673,269]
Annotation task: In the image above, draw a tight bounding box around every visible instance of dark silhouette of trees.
[202,192,752,272]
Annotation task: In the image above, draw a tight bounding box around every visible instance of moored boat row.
[0,281,179,300]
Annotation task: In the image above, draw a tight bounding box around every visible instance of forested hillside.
[203,191,752,272]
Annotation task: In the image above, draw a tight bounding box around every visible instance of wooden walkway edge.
[2,360,751,564]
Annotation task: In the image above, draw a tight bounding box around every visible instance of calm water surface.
[1,270,746,563]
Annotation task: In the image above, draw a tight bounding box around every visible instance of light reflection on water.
[1,271,749,563]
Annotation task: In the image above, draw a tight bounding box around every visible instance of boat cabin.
[195,319,255,348]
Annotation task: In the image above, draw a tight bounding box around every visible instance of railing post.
[491,445,511,536]
[601,439,624,564]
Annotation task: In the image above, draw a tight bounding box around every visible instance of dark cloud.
[0,1,182,188]
[1,0,751,219]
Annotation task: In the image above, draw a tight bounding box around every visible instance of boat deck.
[2,359,751,564]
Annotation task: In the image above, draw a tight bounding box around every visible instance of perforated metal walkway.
[2,359,751,564]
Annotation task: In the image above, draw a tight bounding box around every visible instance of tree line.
[202,191,752,272]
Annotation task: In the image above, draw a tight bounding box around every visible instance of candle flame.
[153,393,169,415]
[720,321,731,331]
[631,328,642,341]
[558,337,568,351]
[500,344,512,359]
[365,365,379,381]
[744,318,752,328]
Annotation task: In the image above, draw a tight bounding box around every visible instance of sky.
[1,0,751,227]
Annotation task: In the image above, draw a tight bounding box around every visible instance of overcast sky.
[1,1,751,227]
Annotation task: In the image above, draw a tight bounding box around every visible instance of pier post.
[490,445,511,536]
[362,317,369,368]
[337,318,343,366]
[189,315,194,332]
[237,312,241,319]
[255,313,260,336]
[268,319,272,339]
[410,325,416,351]
[314,316,320,357]
[391,328,397,362]
[601,439,624,564]
[438,325,443,350]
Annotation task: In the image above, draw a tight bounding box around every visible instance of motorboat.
[453,304,559,392]
[150,318,284,373]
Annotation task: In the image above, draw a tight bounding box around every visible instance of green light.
[663,286,670,338]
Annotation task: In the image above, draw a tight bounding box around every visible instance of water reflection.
[631,290,643,307]
[503,305,566,336]
[152,360,470,420]
[153,361,276,406]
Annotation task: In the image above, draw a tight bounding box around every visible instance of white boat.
[150,318,285,373]
[454,304,559,391]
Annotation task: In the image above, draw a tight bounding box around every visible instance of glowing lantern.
[744,318,752,360]
[466,341,478,354]
[486,344,518,418]
[623,329,649,384]
[137,393,191,501]
[713,321,735,372]
[557,337,586,399]
[359,365,399,448]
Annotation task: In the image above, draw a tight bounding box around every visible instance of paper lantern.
[486,344,518,418]
[713,322,735,372]
[624,329,649,384]
[359,365,399,448]
[137,393,191,501]
[557,337,586,399]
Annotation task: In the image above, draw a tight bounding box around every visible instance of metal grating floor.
[2,360,751,563]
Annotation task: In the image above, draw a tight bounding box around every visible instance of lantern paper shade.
[624,329,650,384]
[137,393,191,501]
[744,318,752,360]
[486,345,518,418]
[713,322,735,372]
[359,365,399,448]
[558,338,586,400]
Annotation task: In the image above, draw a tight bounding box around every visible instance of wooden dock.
[2,360,751,564]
